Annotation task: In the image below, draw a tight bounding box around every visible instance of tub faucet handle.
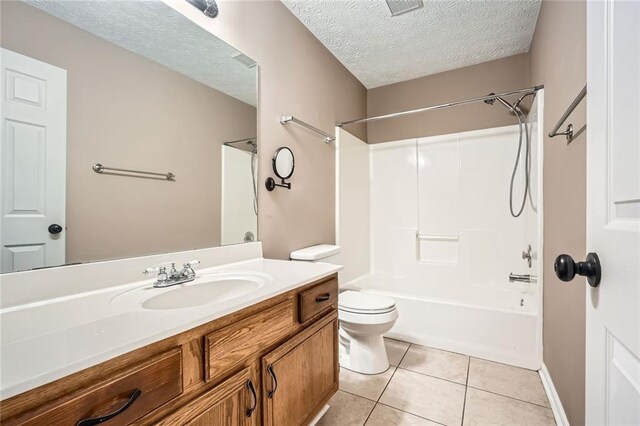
[522,245,533,268]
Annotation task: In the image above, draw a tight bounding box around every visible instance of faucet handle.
[144,266,168,282]
[183,259,200,268]
[144,266,163,276]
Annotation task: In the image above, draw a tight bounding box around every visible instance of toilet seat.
[339,308,398,326]
[339,291,396,315]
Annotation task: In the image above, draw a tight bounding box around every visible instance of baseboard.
[539,363,570,426]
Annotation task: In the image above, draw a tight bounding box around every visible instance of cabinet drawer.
[298,278,338,324]
[19,348,182,426]
[204,299,295,382]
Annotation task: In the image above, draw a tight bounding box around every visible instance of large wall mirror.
[0,0,259,273]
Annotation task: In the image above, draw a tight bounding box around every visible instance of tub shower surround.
[336,94,543,369]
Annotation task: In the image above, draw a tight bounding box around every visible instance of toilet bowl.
[289,245,399,375]
[338,290,398,374]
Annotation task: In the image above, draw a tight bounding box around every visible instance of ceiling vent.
[385,0,423,16]
[231,52,257,68]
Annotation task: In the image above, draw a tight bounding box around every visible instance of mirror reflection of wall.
[0,0,258,273]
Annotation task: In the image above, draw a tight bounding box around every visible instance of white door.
[0,49,67,273]
[586,1,640,424]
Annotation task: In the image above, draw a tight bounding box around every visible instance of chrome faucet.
[144,260,200,288]
[509,273,537,284]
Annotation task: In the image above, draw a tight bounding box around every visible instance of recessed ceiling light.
[385,0,424,16]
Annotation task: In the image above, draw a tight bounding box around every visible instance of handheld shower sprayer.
[484,91,536,218]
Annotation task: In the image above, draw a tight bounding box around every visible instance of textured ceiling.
[28,0,257,106]
[282,0,541,89]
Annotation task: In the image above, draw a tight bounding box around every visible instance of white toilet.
[290,245,398,375]
[337,290,398,374]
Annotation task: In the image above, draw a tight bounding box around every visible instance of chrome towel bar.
[92,163,175,181]
[548,85,586,142]
[280,115,335,143]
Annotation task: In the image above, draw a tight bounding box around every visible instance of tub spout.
[509,273,536,283]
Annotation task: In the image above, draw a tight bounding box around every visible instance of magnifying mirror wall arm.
[265,147,295,191]
[265,177,291,191]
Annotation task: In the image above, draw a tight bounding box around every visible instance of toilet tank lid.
[290,244,340,261]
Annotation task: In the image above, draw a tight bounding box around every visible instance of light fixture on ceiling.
[385,0,424,16]
[185,0,218,18]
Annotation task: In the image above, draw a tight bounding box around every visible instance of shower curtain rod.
[337,85,544,127]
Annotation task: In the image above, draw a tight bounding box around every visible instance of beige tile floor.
[317,339,555,426]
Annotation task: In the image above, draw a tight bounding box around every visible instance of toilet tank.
[290,244,340,262]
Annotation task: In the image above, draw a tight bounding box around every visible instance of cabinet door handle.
[315,293,331,302]
[76,389,142,426]
[246,379,257,417]
[267,365,278,399]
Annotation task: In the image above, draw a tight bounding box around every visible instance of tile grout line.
[461,356,471,425]
[338,389,378,403]
[395,365,468,387]
[362,342,412,426]
[374,400,447,426]
[466,385,554,410]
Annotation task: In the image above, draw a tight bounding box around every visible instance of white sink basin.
[111,272,271,310]
[143,278,262,310]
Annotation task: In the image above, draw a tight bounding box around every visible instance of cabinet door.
[262,313,338,426]
[157,366,259,426]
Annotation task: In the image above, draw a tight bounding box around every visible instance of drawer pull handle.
[246,379,258,417]
[267,365,278,399]
[76,389,142,426]
[315,293,331,302]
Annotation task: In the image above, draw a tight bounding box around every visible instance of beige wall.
[530,1,587,424]
[171,0,368,259]
[1,1,257,264]
[366,54,531,143]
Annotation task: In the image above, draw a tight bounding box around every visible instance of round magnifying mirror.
[273,147,295,180]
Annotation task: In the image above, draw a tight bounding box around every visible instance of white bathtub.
[345,275,542,370]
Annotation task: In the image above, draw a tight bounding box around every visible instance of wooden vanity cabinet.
[0,274,338,426]
[262,313,339,426]
[156,366,259,426]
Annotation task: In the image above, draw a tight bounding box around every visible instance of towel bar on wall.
[92,163,175,181]
[548,85,587,142]
[280,115,335,143]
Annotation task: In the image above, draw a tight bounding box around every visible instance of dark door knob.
[554,252,601,287]
[48,224,63,235]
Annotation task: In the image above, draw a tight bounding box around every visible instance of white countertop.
[0,258,341,400]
